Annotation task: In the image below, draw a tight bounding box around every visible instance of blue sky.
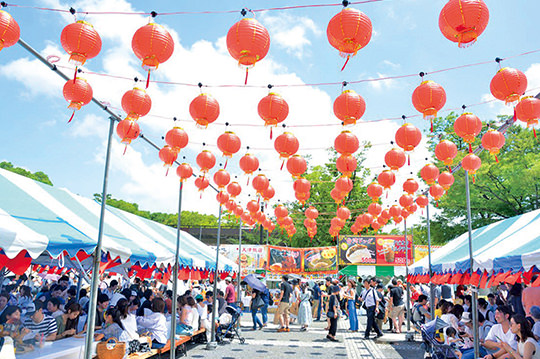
[1,0,539,222]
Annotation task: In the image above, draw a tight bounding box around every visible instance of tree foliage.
[0,161,53,186]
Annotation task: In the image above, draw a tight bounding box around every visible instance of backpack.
[412,303,425,324]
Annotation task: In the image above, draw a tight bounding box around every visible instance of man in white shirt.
[479,305,517,359]
[361,278,383,339]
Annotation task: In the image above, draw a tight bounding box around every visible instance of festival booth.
[408,209,540,286]
[339,265,406,278]
[0,168,236,280]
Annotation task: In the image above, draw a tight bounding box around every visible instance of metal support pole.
[75,272,82,302]
[84,116,115,359]
[207,205,223,350]
[426,194,435,319]
[237,219,243,333]
[169,182,183,359]
[465,172,480,359]
[259,203,264,245]
[405,219,411,333]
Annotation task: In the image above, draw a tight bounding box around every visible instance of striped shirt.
[23,315,58,337]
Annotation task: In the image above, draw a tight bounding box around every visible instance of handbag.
[96,338,126,359]
[252,295,264,309]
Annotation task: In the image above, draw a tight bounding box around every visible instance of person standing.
[297,282,312,331]
[277,275,292,332]
[344,279,358,332]
[311,282,322,321]
[326,285,340,342]
[250,289,264,330]
[389,278,405,333]
[361,278,383,339]
[224,277,236,307]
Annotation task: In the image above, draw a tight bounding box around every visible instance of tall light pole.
[426,193,435,319]
[236,219,243,332]
[207,205,224,350]
[169,182,184,359]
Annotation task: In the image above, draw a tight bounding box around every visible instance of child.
[444,327,463,359]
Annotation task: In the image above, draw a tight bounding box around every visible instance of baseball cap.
[225,277,232,282]
[530,306,540,320]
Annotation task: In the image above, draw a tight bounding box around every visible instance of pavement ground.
[185,312,424,359]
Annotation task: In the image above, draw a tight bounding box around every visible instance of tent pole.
[207,204,223,350]
[465,171,480,358]
[170,182,183,359]
[426,193,435,319]
[84,116,115,359]
[405,219,411,333]
[237,219,243,333]
[75,272,82,302]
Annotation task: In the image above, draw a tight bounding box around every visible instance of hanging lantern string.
[6,0,384,16]
[51,47,540,89]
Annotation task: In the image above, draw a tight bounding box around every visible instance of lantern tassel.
[68,111,75,123]
[534,128,537,139]
[180,182,184,190]
[165,168,169,176]
[430,120,433,133]
[472,174,476,184]
[280,160,285,170]
[73,67,77,83]
[469,143,472,153]
[514,107,517,122]
[123,145,128,155]
[495,155,499,163]
[341,56,350,72]
[270,127,273,140]
[408,154,411,166]
[146,70,151,89]
[224,158,228,169]
[244,68,249,85]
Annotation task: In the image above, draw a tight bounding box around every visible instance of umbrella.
[242,274,266,292]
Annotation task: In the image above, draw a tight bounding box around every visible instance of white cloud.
[366,73,399,91]
[261,13,322,59]
[382,60,401,70]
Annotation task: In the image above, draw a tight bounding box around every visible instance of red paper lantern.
[274,205,288,218]
[281,216,293,228]
[293,178,311,194]
[295,191,310,205]
[335,176,353,194]
[165,127,189,152]
[158,145,178,172]
[403,178,419,195]
[481,129,505,162]
[176,163,193,182]
[213,169,231,189]
[330,188,344,203]
[304,218,317,229]
[262,185,275,202]
[247,200,259,213]
[378,170,396,190]
[462,153,482,175]
[239,153,259,176]
[454,113,482,152]
[61,20,102,66]
[401,209,410,219]
[429,184,445,201]
[63,78,93,122]
[226,17,270,84]
[389,205,401,218]
[337,206,351,220]
[196,150,216,174]
[225,199,236,212]
[274,132,299,160]
[367,183,383,202]
[490,67,527,105]
[121,87,151,121]
[305,206,319,220]
[327,7,372,70]
[393,216,403,224]
[333,90,366,125]
[217,131,241,159]
[194,176,210,192]
[189,93,220,128]
[252,174,269,194]
[439,0,489,48]
[361,213,374,226]
[216,191,230,205]
[371,221,381,231]
[416,195,428,208]
[227,182,242,198]
[395,123,422,152]
[380,209,391,220]
[368,203,382,217]
[438,171,454,191]
[421,164,440,185]
[435,140,458,166]
[408,203,418,214]
[258,93,289,130]
[334,130,359,155]
[0,10,20,52]
[399,194,414,208]
[116,119,140,145]
[385,148,406,171]
[234,205,244,217]
[515,97,540,132]
[132,22,174,72]
[331,217,345,229]
[286,155,307,179]
[412,80,446,131]
[336,154,357,177]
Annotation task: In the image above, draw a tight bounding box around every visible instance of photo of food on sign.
[303,247,337,273]
[268,246,302,274]
[338,236,376,265]
[375,235,413,265]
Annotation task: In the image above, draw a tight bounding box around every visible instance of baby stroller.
[420,318,459,359]
[216,305,245,344]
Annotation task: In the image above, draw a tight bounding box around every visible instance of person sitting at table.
[94,307,126,342]
[136,297,167,349]
[22,301,58,342]
[116,298,139,342]
[129,298,140,316]
[81,293,109,333]
[500,314,540,359]
[17,286,33,315]
[0,306,34,353]
[46,298,64,319]
[55,303,81,340]
[176,295,194,336]
[187,296,200,332]
[195,294,211,332]
[137,289,154,316]
[481,305,517,359]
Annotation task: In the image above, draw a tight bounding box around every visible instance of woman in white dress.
[297,282,312,331]
[498,314,540,359]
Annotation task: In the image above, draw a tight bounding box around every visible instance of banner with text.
[213,245,267,277]
[413,245,441,262]
[268,246,303,274]
[338,235,413,266]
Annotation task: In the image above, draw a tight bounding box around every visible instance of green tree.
[411,113,540,245]
[0,161,53,185]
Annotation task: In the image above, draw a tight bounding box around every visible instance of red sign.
[267,246,303,274]
[375,235,413,265]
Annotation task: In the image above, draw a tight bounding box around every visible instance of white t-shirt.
[196,303,208,320]
[485,323,518,350]
[533,322,540,339]
[121,313,139,341]
[517,338,540,359]
[110,293,126,307]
